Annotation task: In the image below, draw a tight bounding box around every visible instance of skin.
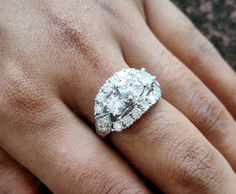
[0,0,236,193]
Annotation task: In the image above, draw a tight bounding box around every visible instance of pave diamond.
[139,69,154,85]
[139,99,151,112]
[94,68,162,136]
[96,93,107,103]
[102,83,113,94]
[96,115,112,133]
[147,95,156,104]
[113,121,123,131]
[131,107,142,119]
[94,104,103,115]
[152,82,162,100]
[123,115,134,127]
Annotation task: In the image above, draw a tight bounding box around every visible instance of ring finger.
[116,4,236,171]
[56,25,236,194]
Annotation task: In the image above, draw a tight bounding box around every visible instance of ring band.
[94,68,162,137]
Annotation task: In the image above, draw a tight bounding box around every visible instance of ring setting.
[94,68,162,137]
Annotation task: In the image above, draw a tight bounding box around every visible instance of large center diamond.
[118,78,144,98]
[105,94,126,116]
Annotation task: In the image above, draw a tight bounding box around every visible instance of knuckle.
[0,65,58,131]
[96,0,130,20]
[145,111,177,146]
[189,30,215,67]
[128,103,176,146]
[101,178,144,194]
[96,0,140,31]
[97,0,121,19]
[70,160,144,194]
[188,82,227,135]
[171,136,224,191]
[2,77,46,117]
[0,161,41,194]
[46,12,106,70]
[47,13,92,56]
[3,79,42,115]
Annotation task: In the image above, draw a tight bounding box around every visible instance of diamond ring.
[94,68,162,137]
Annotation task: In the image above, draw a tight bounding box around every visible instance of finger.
[49,24,236,193]
[62,61,236,193]
[144,0,236,118]
[111,100,236,194]
[0,147,46,194]
[116,14,236,170]
[0,82,149,194]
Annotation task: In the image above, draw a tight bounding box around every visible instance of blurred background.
[171,0,236,70]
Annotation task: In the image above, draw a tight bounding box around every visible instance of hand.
[0,0,236,193]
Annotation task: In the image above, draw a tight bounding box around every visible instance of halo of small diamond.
[94,68,162,136]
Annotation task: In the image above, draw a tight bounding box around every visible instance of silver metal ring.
[94,68,162,137]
